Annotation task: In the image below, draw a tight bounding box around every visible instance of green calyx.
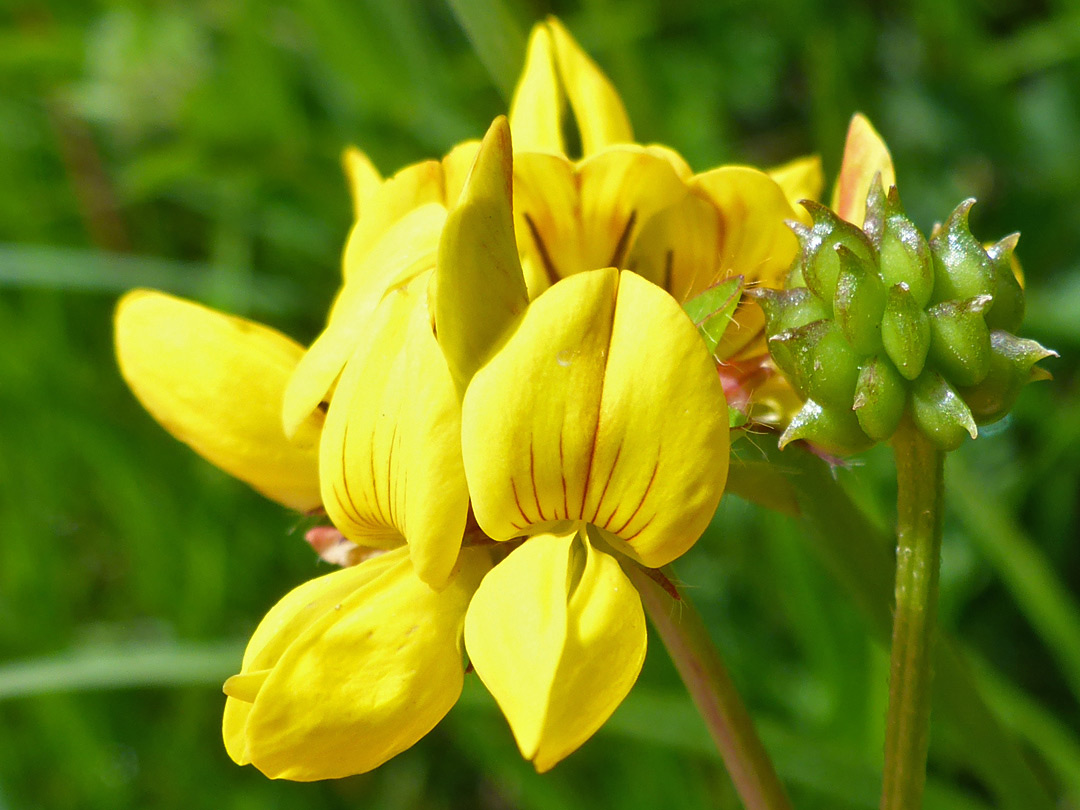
[765,180,1055,455]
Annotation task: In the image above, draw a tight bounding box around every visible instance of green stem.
[881,420,945,810]
[625,564,792,810]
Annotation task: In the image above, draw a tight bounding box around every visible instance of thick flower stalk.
[758,115,1054,810]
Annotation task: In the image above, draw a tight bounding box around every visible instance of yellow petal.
[462,269,729,568]
[342,146,382,220]
[225,546,490,781]
[509,24,565,155]
[442,140,482,208]
[624,191,721,301]
[434,117,529,390]
[512,147,689,296]
[547,18,633,156]
[223,696,254,765]
[320,279,469,588]
[643,144,693,181]
[343,159,445,282]
[692,166,802,289]
[768,154,824,207]
[283,203,446,441]
[465,530,646,771]
[114,290,321,511]
[513,151,580,296]
[576,147,688,273]
[831,114,896,228]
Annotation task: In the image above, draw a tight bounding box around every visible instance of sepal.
[877,187,934,308]
[910,372,978,451]
[834,245,886,354]
[929,199,994,304]
[959,331,1057,425]
[767,319,829,398]
[881,283,932,380]
[748,286,830,335]
[797,201,876,311]
[778,399,873,455]
[927,295,992,387]
[984,233,1025,332]
[853,356,907,441]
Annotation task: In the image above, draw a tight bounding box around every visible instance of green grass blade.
[0,244,300,314]
[948,458,1080,703]
[0,640,244,701]
[445,0,527,100]
[970,654,1080,801]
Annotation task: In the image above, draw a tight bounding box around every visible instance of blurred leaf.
[445,0,527,99]
[972,654,1080,802]
[0,244,299,314]
[949,458,1080,704]
[0,640,243,701]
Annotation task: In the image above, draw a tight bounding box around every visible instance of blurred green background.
[1,0,1078,808]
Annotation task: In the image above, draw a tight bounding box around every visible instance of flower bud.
[929,200,994,304]
[983,233,1025,333]
[927,295,992,387]
[958,331,1057,425]
[881,283,931,380]
[853,356,906,441]
[779,399,875,455]
[834,246,886,354]
[910,372,978,451]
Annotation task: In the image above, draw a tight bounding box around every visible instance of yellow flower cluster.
[114,18,818,780]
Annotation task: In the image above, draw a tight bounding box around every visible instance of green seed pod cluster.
[754,182,1055,454]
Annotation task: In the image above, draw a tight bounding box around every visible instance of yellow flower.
[503,19,816,422]
[115,255,490,784]
[114,15,829,782]
[434,117,730,770]
[114,289,320,512]
[222,545,490,780]
[281,142,480,447]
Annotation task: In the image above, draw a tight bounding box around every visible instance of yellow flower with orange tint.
[503,19,814,422]
[434,117,729,770]
[113,15,830,781]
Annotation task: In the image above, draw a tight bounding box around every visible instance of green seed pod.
[878,187,935,308]
[881,283,931,380]
[927,295,992,387]
[749,286,830,335]
[779,399,874,455]
[853,356,907,441]
[929,199,995,304]
[808,324,862,409]
[768,319,830,398]
[983,233,1025,333]
[762,179,1052,456]
[910,371,978,451]
[959,331,1057,425]
[834,245,887,355]
[796,201,876,311]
